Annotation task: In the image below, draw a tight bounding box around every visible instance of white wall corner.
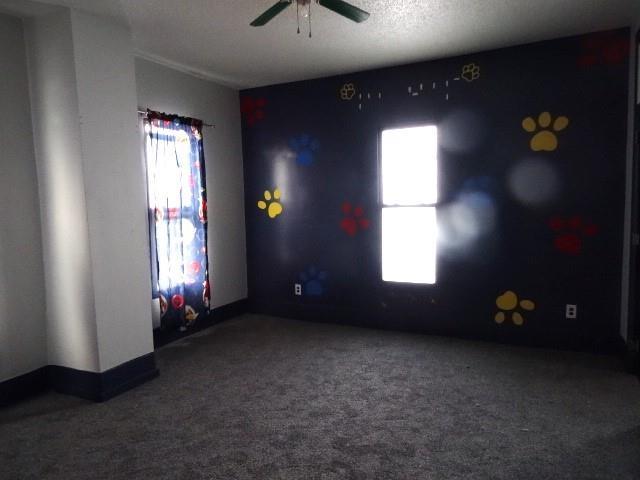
[69,9,154,371]
[23,9,100,372]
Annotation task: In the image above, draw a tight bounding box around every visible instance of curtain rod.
[137,109,215,128]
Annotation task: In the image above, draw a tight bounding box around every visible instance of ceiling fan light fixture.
[250,0,369,30]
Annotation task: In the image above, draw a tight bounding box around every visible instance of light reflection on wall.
[274,150,292,264]
[439,191,497,255]
[507,157,560,207]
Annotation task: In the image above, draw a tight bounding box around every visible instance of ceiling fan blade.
[250,1,293,27]
[318,0,370,23]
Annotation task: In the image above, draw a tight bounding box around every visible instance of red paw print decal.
[240,97,266,126]
[340,202,370,236]
[549,216,598,255]
[577,32,629,68]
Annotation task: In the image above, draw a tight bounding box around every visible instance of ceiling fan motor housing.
[252,0,370,27]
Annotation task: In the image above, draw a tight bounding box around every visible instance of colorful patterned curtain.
[144,111,210,331]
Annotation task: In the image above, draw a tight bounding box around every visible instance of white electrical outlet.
[294,283,302,296]
[566,304,577,319]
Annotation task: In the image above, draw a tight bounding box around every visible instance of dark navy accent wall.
[241,29,630,351]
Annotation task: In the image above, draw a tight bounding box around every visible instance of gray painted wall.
[0,14,47,381]
[25,9,154,373]
[135,58,248,311]
[25,10,100,372]
[70,10,155,370]
[3,8,243,381]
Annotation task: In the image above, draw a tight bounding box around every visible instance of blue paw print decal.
[461,175,497,194]
[289,134,320,166]
[299,266,328,296]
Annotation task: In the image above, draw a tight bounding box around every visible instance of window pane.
[381,126,437,205]
[146,126,193,209]
[382,207,436,284]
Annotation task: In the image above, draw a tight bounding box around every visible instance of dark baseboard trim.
[248,300,627,355]
[153,298,248,348]
[624,340,640,376]
[49,352,158,402]
[1,353,158,406]
[99,352,159,401]
[0,367,49,407]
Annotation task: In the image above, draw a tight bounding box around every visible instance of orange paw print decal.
[461,63,480,82]
[340,83,356,100]
[522,112,569,152]
[494,290,535,326]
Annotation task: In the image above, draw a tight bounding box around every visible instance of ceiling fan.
[250,0,370,29]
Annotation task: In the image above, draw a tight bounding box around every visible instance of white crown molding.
[133,49,245,90]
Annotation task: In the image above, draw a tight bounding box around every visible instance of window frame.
[143,120,206,295]
[378,123,439,285]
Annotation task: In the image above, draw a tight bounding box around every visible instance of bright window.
[381,126,438,284]
[143,113,211,333]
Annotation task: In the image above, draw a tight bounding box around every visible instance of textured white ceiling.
[6,0,636,88]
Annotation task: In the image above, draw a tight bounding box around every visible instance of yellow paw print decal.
[340,83,356,100]
[461,63,480,82]
[522,112,569,152]
[257,188,283,219]
[494,290,535,326]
